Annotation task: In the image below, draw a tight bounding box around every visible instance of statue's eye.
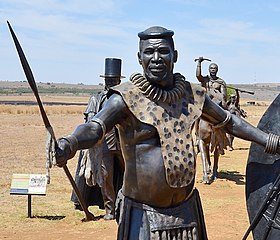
[159,48,170,54]
[143,48,154,55]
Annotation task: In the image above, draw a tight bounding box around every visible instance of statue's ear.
[173,50,178,63]
[137,52,142,65]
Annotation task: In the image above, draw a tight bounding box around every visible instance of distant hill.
[233,83,280,101]
[0,81,103,96]
[0,80,279,102]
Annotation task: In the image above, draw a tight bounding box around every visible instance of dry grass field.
[0,93,275,240]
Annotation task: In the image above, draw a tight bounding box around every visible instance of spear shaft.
[227,85,255,95]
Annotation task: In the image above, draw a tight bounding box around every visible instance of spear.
[227,86,255,95]
[7,21,95,221]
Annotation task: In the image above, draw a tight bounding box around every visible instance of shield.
[246,94,280,240]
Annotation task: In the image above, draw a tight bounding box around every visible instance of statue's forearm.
[72,121,103,149]
[56,121,103,163]
[202,96,279,155]
[225,115,280,155]
[196,62,203,81]
[225,114,267,147]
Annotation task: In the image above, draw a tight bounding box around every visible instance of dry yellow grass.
[0,94,271,240]
[0,94,90,115]
[0,93,91,103]
[0,104,85,115]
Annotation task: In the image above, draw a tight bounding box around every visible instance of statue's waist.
[122,175,194,208]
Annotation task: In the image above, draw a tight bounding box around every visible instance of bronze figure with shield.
[244,94,280,240]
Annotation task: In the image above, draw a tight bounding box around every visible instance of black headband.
[138,26,174,40]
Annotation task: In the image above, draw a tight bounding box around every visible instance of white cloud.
[1,0,280,84]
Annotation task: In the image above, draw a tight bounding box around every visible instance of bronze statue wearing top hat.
[71,57,125,220]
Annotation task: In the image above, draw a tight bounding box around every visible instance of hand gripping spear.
[7,21,95,222]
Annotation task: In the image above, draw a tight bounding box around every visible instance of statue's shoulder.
[188,81,203,89]
[217,77,226,85]
[111,73,143,95]
[108,79,137,102]
[188,81,205,97]
[112,81,134,93]
[204,75,211,81]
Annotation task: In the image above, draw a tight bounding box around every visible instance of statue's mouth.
[149,65,165,74]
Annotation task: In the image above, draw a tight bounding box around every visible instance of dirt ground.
[0,94,273,240]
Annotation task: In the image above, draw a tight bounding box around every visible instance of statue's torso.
[204,76,226,106]
[109,75,204,207]
[117,114,194,207]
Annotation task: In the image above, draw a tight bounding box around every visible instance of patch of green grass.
[0,87,100,95]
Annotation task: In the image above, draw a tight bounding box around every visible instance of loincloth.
[116,188,208,240]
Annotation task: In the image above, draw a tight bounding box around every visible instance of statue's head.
[209,63,218,76]
[137,26,178,89]
[229,94,236,103]
[99,58,125,88]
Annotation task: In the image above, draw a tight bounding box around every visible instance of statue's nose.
[152,51,162,63]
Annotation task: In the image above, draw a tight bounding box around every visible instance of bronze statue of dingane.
[54,26,280,239]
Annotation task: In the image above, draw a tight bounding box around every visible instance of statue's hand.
[195,56,204,63]
[195,56,211,63]
[195,57,204,63]
[55,138,71,167]
[198,56,204,62]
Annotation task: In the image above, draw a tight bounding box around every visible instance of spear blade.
[7,21,51,129]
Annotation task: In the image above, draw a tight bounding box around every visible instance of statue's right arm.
[196,58,203,82]
[55,93,128,166]
[196,57,207,87]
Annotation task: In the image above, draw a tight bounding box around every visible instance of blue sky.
[1,0,280,85]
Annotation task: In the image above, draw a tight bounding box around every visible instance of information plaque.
[10,173,47,218]
[10,173,47,195]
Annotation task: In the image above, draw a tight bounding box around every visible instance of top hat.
[99,58,125,79]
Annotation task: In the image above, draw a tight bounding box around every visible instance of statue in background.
[71,58,124,220]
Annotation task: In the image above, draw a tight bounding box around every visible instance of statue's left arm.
[201,95,279,155]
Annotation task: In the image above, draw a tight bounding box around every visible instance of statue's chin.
[145,73,168,87]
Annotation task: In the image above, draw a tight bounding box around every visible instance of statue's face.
[209,63,218,76]
[138,38,177,89]
[230,95,236,103]
[105,77,121,88]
